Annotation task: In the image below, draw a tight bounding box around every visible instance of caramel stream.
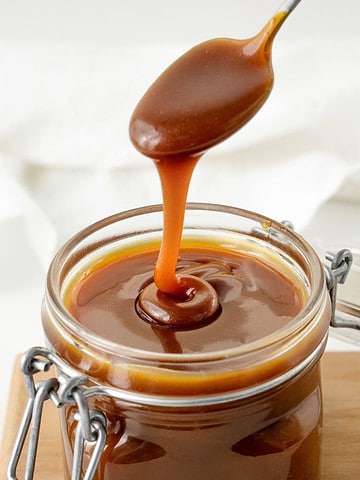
[130,12,291,326]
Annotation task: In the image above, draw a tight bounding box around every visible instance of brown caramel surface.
[65,244,304,355]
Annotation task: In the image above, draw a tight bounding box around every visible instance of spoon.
[129,0,303,159]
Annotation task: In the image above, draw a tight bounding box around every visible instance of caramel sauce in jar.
[42,204,330,480]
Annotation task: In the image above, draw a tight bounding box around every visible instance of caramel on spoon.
[130,0,303,159]
[131,0,303,327]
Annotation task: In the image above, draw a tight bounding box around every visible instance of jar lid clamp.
[324,249,357,329]
[7,347,107,480]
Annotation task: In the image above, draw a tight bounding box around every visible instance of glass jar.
[40,203,331,480]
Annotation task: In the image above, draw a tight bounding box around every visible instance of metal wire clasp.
[324,249,355,329]
[7,347,107,480]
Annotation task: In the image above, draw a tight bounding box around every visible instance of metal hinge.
[324,249,356,329]
[7,347,107,480]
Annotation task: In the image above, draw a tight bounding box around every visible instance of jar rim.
[45,202,327,365]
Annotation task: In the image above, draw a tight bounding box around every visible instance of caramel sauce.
[59,364,322,480]
[65,244,305,355]
[129,13,287,327]
[130,14,286,159]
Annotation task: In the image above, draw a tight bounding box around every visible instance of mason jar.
[14,203,345,480]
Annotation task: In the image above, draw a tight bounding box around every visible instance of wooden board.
[1,352,359,479]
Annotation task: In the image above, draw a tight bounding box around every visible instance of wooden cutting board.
[1,352,359,479]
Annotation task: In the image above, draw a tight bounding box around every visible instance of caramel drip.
[153,155,200,298]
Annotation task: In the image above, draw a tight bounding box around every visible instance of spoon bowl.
[130,0,303,159]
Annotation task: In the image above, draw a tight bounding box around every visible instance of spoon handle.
[259,0,302,47]
[277,0,302,14]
